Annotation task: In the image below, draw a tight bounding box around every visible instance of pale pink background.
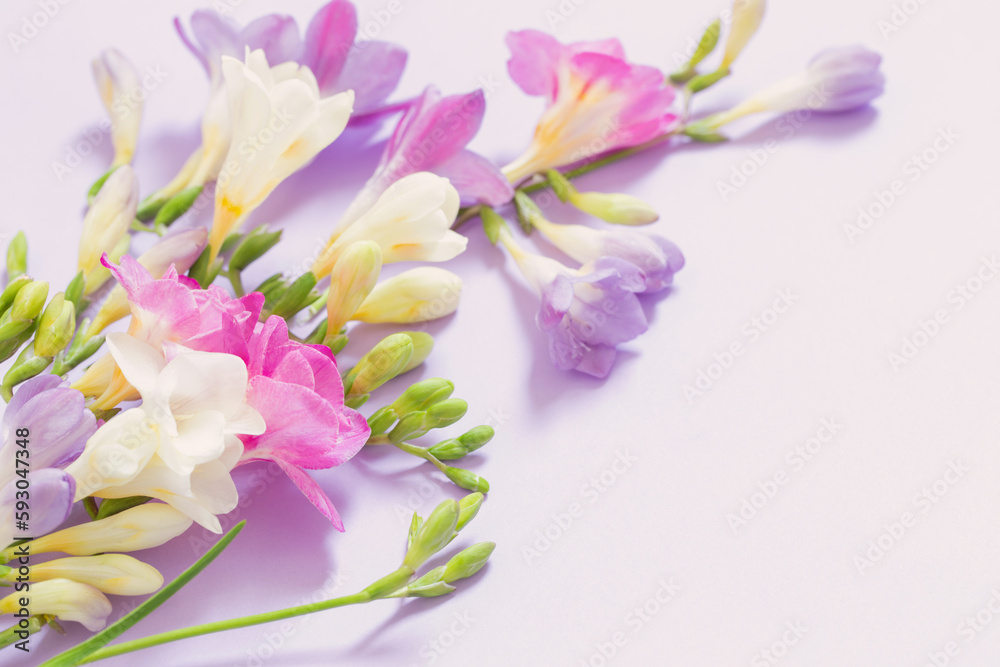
[2,0,1000,665]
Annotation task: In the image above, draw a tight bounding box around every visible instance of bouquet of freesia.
[0,0,882,662]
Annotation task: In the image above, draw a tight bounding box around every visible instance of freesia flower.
[66,334,265,532]
[6,554,163,596]
[324,241,382,337]
[93,49,143,167]
[165,1,406,201]
[502,30,677,184]
[313,172,466,279]
[239,316,369,531]
[86,228,209,337]
[0,579,112,632]
[7,503,193,558]
[208,48,354,265]
[338,86,512,226]
[78,165,138,294]
[529,214,684,293]
[692,46,885,131]
[74,255,264,409]
[0,375,96,545]
[499,226,648,378]
[353,267,463,324]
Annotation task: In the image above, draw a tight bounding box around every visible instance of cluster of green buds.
[133,183,204,235]
[364,494,494,600]
[366,378,493,493]
[542,170,659,226]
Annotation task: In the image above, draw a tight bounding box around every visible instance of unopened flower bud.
[352,268,463,324]
[348,333,414,396]
[443,466,490,493]
[456,492,484,532]
[326,241,382,338]
[720,0,766,69]
[272,271,318,319]
[0,578,112,632]
[6,231,27,280]
[458,425,495,453]
[442,542,495,583]
[400,331,434,373]
[391,378,455,416]
[15,554,163,596]
[229,225,283,273]
[93,48,143,167]
[0,280,48,340]
[366,406,397,436]
[568,191,659,225]
[0,274,32,316]
[34,293,76,357]
[403,499,460,570]
[427,438,467,460]
[153,185,203,228]
[407,512,423,549]
[426,398,469,429]
[8,504,193,559]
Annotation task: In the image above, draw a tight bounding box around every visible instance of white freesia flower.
[353,268,464,324]
[78,165,138,294]
[65,334,265,532]
[0,579,112,632]
[93,49,143,166]
[208,48,355,263]
[313,172,466,279]
[13,554,163,596]
[8,504,193,558]
[325,241,382,336]
[87,228,209,337]
[720,0,766,69]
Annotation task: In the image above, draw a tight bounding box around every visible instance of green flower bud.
[153,185,203,228]
[479,206,506,245]
[403,499,460,570]
[400,331,434,373]
[456,493,484,532]
[407,566,446,589]
[443,467,490,493]
[688,67,731,93]
[6,231,27,280]
[254,273,287,305]
[34,294,76,357]
[387,410,427,444]
[229,226,283,273]
[0,275,32,315]
[426,398,468,429]
[348,333,414,396]
[390,378,455,416]
[0,327,34,365]
[567,191,659,225]
[514,191,543,233]
[55,333,106,375]
[366,406,397,436]
[64,271,87,313]
[271,272,318,319]
[458,425,495,453]
[670,20,721,83]
[13,280,49,321]
[442,542,495,583]
[427,439,467,460]
[135,194,167,222]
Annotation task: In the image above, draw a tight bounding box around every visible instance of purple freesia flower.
[501,228,649,378]
[338,86,514,225]
[0,375,97,544]
[174,0,406,115]
[531,217,685,293]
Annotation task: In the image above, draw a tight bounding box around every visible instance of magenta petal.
[302,0,357,94]
[271,458,345,531]
[336,41,408,112]
[505,29,563,101]
[433,149,514,207]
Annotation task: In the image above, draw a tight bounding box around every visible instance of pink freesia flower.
[238,317,370,531]
[74,255,263,409]
[502,29,678,183]
[338,86,513,225]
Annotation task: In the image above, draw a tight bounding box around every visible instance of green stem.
[83,497,99,521]
[227,268,245,298]
[76,591,372,664]
[393,441,448,474]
